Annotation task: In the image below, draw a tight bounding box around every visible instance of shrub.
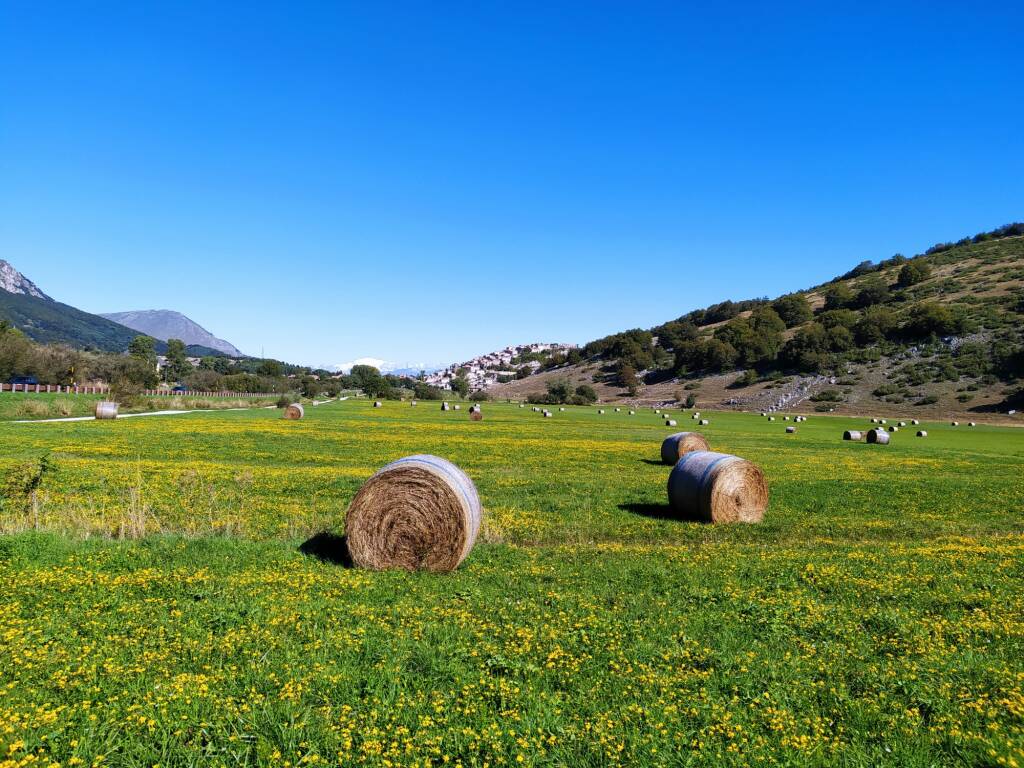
[809,389,843,402]
[915,395,939,406]
[898,261,932,287]
[574,384,598,403]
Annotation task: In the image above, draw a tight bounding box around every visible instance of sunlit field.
[2,399,1023,766]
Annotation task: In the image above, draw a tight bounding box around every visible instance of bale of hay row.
[441,402,450,411]
[629,410,635,415]
[912,419,920,425]
[786,426,796,433]
[469,410,483,421]
[667,451,768,524]
[454,405,461,410]
[666,419,677,427]
[917,430,928,437]
[345,455,481,572]
[768,416,776,422]
[95,401,119,420]
[898,421,906,427]
[843,430,863,441]
[699,419,709,426]
[284,403,304,420]
[968,421,976,427]
[598,409,605,414]
[951,421,959,426]
[866,428,890,445]
[374,401,383,408]
[544,411,553,418]
[660,431,710,464]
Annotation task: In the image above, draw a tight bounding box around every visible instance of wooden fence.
[0,383,276,398]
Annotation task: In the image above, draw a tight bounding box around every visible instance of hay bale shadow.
[299,532,354,567]
[638,458,665,466]
[618,502,706,524]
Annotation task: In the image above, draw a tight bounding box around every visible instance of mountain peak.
[100,309,244,357]
[0,260,51,301]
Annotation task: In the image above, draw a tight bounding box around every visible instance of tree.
[853,277,890,308]
[617,363,639,395]
[450,375,469,398]
[903,303,969,338]
[546,379,573,403]
[771,294,812,328]
[163,339,192,382]
[854,306,899,344]
[257,359,284,378]
[128,336,157,369]
[574,384,598,403]
[823,284,854,311]
[898,261,931,288]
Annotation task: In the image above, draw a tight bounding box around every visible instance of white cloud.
[333,357,396,374]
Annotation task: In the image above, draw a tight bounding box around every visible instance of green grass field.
[1,400,1022,766]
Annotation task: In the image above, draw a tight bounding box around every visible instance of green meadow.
[1,399,1022,766]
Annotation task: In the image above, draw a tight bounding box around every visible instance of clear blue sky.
[2,2,1021,369]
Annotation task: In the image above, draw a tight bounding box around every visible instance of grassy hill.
[491,225,1024,419]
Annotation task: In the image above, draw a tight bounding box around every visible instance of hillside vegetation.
[493,224,1024,417]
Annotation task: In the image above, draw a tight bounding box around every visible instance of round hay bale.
[666,419,678,427]
[598,409,605,414]
[411,400,418,406]
[843,430,863,441]
[95,401,119,420]
[968,421,976,427]
[871,418,878,424]
[917,430,928,437]
[880,419,887,425]
[951,421,958,426]
[898,421,906,427]
[441,402,450,412]
[519,404,525,408]
[559,407,566,412]
[454,404,461,410]
[760,411,766,417]
[783,416,790,421]
[667,451,768,524]
[786,426,796,433]
[284,403,304,420]
[768,416,776,422]
[628,410,635,415]
[866,428,890,445]
[654,409,660,414]
[345,455,481,572]
[615,408,621,412]
[699,418,709,426]
[469,410,483,421]
[373,401,383,408]
[889,426,898,432]
[912,419,920,425]
[660,431,710,464]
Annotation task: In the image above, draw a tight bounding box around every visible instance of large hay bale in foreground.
[284,403,304,420]
[95,401,119,420]
[661,431,710,465]
[843,430,863,441]
[866,428,890,445]
[667,451,768,524]
[345,455,482,572]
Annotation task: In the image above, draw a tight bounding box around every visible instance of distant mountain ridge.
[100,310,244,357]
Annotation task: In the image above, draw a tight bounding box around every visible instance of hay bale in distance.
[699,419,709,426]
[454,405,461,410]
[843,430,863,441]
[768,416,776,422]
[898,421,906,427]
[441,402,450,412]
[660,431,710,464]
[284,403,304,420]
[786,426,796,433]
[889,426,898,432]
[411,401,418,406]
[951,421,959,426]
[866,428,890,445]
[373,401,383,408]
[598,409,605,414]
[345,454,481,572]
[629,410,635,415]
[469,410,483,421]
[667,451,768,524]
[95,401,119,420]
[968,421,976,427]
[912,419,920,425]
[666,419,678,427]
[917,430,928,437]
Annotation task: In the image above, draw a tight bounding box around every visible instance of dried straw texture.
[469,410,483,421]
[660,431,710,465]
[284,403,304,420]
[95,401,119,420]
[843,430,863,441]
[667,451,767,524]
[866,428,890,445]
[345,455,482,572]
